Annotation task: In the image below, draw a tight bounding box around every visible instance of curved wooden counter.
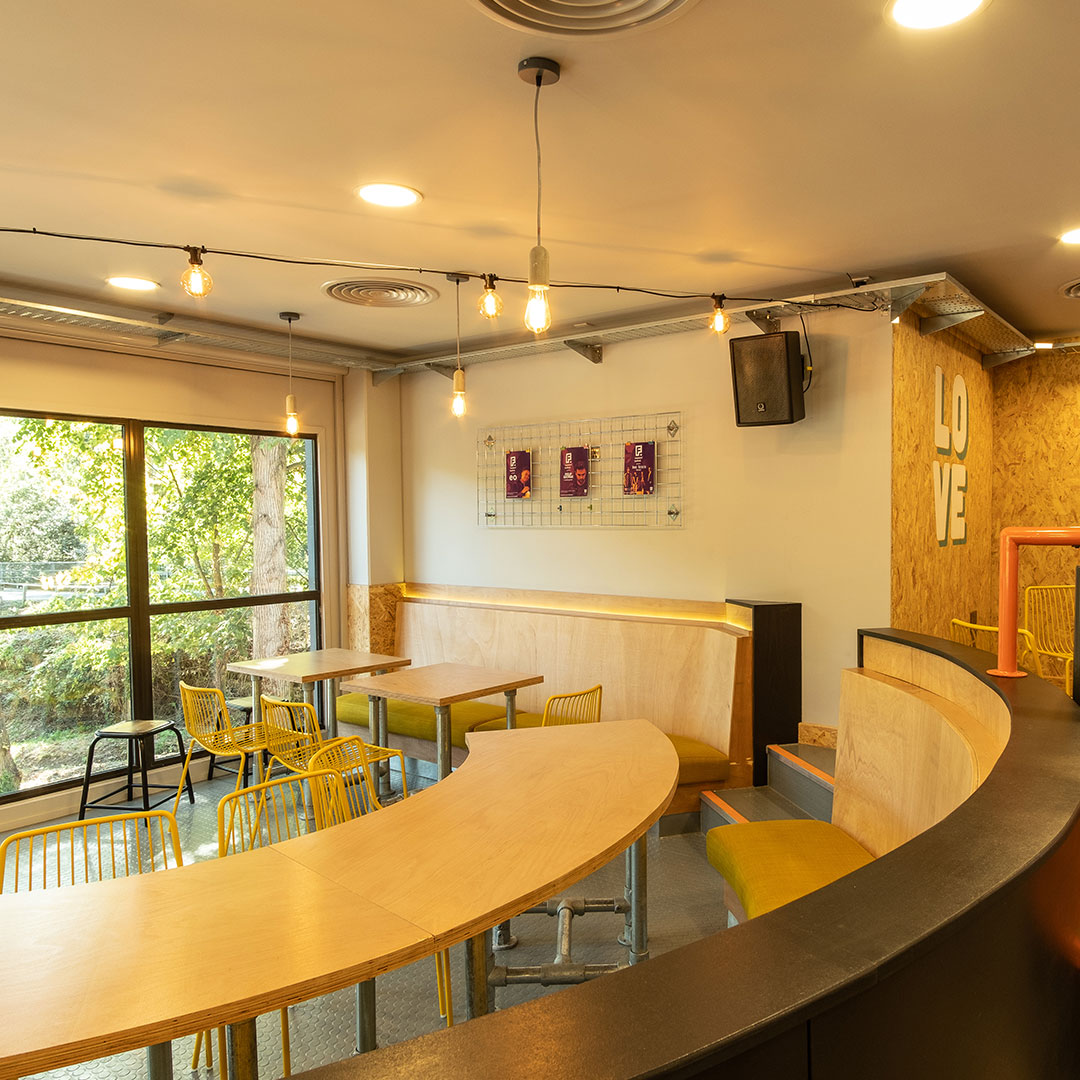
[300,629,1080,1080]
[0,719,678,1080]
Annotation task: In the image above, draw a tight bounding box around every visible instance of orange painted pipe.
[990,526,1080,677]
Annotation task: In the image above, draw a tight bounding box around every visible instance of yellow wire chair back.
[217,768,349,857]
[541,684,603,726]
[308,736,404,817]
[949,619,1044,678]
[261,695,324,777]
[179,681,252,754]
[1024,584,1075,661]
[0,810,182,892]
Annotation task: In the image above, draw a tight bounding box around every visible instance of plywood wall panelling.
[891,313,994,637]
[346,583,405,654]
[991,348,1080,619]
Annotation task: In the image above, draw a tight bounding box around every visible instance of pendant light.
[708,294,730,334]
[519,57,560,334]
[181,246,213,298]
[280,311,300,435]
[448,273,467,417]
[477,273,503,319]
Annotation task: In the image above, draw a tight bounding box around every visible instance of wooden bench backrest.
[396,598,752,768]
[833,661,1007,857]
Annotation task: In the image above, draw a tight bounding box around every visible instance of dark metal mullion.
[125,422,153,721]
[0,605,132,631]
[148,590,318,616]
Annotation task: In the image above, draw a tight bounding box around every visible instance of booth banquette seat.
[336,593,753,812]
[707,644,1006,918]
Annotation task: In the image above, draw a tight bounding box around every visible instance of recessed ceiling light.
[1060,228,1080,245]
[356,183,422,208]
[106,276,160,291]
[1034,342,1054,349]
[889,0,988,29]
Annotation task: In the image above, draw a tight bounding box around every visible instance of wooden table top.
[226,648,411,684]
[0,720,677,1080]
[340,662,544,706]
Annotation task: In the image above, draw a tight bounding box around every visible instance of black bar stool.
[78,720,195,819]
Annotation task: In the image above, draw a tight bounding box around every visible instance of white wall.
[399,309,894,725]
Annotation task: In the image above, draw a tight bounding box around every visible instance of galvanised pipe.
[991,526,1080,677]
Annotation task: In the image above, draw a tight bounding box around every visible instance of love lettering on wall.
[932,365,968,547]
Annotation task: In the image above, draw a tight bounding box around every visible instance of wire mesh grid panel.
[477,412,682,528]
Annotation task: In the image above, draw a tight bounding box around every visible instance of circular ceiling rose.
[323,279,439,308]
[1059,279,1080,301]
[470,0,700,35]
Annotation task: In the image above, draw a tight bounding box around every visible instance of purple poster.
[505,449,532,499]
[623,441,655,495]
[559,445,589,498]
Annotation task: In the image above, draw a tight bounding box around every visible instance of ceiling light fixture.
[280,311,300,436]
[708,294,730,334]
[448,272,468,418]
[106,276,159,291]
[519,57,560,335]
[477,273,503,319]
[1060,228,1080,245]
[889,0,988,29]
[356,183,422,208]
[181,246,213,298]
[1034,342,1054,349]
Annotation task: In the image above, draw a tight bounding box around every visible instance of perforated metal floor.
[5,770,727,1080]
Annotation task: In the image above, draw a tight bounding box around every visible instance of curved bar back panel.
[0,720,677,1079]
[298,629,1080,1080]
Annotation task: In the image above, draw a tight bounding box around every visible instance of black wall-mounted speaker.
[730,331,806,426]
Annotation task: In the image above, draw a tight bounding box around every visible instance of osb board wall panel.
[833,668,1001,857]
[991,349,1080,615]
[346,583,405,654]
[891,313,994,638]
[394,599,752,764]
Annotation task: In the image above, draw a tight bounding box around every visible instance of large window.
[0,413,320,798]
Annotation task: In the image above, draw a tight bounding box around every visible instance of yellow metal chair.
[1023,585,1075,693]
[309,737,452,1027]
[541,684,603,726]
[261,695,348,781]
[174,681,268,814]
[216,769,348,1077]
[949,619,1044,678]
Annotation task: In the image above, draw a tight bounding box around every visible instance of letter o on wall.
[952,375,969,459]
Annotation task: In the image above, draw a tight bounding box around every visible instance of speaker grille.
[730,332,806,427]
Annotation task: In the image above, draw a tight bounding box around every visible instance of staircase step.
[700,786,814,833]
[767,743,834,822]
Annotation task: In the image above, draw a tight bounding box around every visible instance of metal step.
[700,786,814,833]
[767,743,834,822]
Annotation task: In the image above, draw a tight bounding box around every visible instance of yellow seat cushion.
[666,734,729,786]
[335,694,507,750]
[470,712,544,734]
[705,819,874,919]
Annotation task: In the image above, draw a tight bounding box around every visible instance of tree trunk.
[0,717,20,794]
[250,437,290,697]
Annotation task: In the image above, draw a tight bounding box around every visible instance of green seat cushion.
[335,694,507,750]
[666,734,729,785]
[470,712,544,734]
[705,819,874,919]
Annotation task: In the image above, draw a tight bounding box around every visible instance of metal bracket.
[920,310,983,336]
[564,339,603,364]
[372,367,405,386]
[746,311,781,335]
[429,363,457,380]
[982,348,1035,369]
[888,286,925,322]
[155,331,187,346]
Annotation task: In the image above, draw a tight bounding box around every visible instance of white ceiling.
[4,0,1080,358]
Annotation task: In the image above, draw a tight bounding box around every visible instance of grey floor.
[3,765,729,1080]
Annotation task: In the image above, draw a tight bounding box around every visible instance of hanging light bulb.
[708,294,730,334]
[280,311,300,436]
[181,246,213,298]
[448,273,468,418]
[518,57,560,335]
[477,274,503,319]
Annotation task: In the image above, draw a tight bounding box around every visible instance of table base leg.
[628,835,648,964]
[465,929,495,1019]
[328,677,339,739]
[146,1041,173,1080]
[504,689,517,729]
[493,920,518,950]
[227,1019,259,1080]
[355,979,376,1054]
[435,705,451,780]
